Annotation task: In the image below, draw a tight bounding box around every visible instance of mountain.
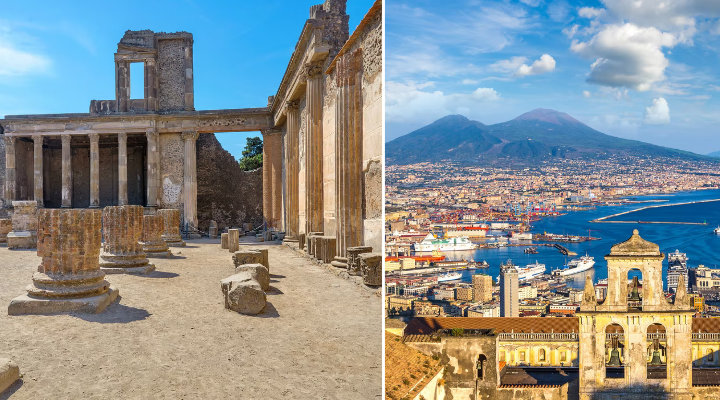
[708,151,720,158]
[386,109,706,165]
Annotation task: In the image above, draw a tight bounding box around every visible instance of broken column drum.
[158,208,186,247]
[208,220,218,239]
[228,229,240,253]
[141,214,172,258]
[359,252,382,287]
[346,246,372,276]
[221,232,229,249]
[8,208,119,315]
[7,200,38,249]
[100,205,155,274]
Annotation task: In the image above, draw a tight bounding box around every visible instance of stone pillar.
[141,214,172,258]
[220,232,229,249]
[228,228,240,253]
[262,129,283,230]
[4,136,15,206]
[304,61,324,235]
[61,134,72,208]
[333,49,364,266]
[144,59,157,111]
[89,133,100,208]
[262,133,271,228]
[100,205,154,274]
[116,60,130,112]
[7,201,38,249]
[285,100,300,239]
[8,208,119,315]
[158,208,186,247]
[145,129,159,208]
[181,130,200,237]
[118,132,128,206]
[32,135,43,207]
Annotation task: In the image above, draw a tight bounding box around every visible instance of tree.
[238,136,263,171]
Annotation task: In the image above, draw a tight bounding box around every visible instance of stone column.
[89,133,100,208]
[228,228,240,253]
[158,208,186,247]
[285,100,300,239]
[4,136,15,206]
[144,59,157,111]
[262,130,283,230]
[100,205,154,274]
[141,214,172,258]
[8,208,119,315]
[333,49,364,265]
[116,60,130,112]
[32,135,43,207]
[145,129,159,208]
[304,61,324,235]
[118,132,128,206]
[181,131,200,237]
[262,132,272,228]
[61,134,72,208]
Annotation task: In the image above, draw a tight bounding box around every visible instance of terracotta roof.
[608,229,662,257]
[692,317,720,333]
[405,317,580,335]
[385,332,442,400]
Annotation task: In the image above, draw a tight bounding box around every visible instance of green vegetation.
[238,136,263,171]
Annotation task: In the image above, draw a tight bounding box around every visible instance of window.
[519,351,526,362]
[708,349,714,362]
[539,349,546,362]
[560,351,567,362]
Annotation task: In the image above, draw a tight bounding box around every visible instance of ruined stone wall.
[196,133,262,232]
[159,133,184,212]
[157,39,188,111]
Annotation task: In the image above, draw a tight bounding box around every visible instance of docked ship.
[715,226,720,235]
[667,249,689,292]
[516,261,546,281]
[413,233,475,252]
[552,255,595,276]
[668,249,688,267]
[437,271,463,282]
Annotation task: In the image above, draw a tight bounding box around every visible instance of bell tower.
[577,229,694,400]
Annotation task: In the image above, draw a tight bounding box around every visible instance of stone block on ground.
[221,233,228,249]
[8,201,38,249]
[347,246,373,276]
[232,250,265,270]
[234,263,270,291]
[0,358,20,394]
[360,252,382,287]
[221,274,266,315]
[228,229,240,252]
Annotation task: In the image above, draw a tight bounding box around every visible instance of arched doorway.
[605,323,625,379]
[647,323,667,379]
[477,354,488,380]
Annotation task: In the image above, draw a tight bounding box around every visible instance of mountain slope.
[386,109,706,165]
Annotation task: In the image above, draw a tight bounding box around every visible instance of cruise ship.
[668,249,688,267]
[413,233,475,252]
[552,255,595,276]
[516,261,546,281]
[437,271,463,282]
[667,249,689,292]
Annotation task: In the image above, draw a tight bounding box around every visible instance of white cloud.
[461,79,479,85]
[0,33,51,77]
[578,7,604,19]
[563,24,580,38]
[489,56,528,73]
[644,97,671,124]
[386,80,501,124]
[519,0,541,7]
[571,23,676,91]
[583,90,591,98]
[515,54,556,77]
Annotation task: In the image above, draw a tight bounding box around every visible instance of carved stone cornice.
[145,128,159,141]
[261,128,283,137]
[181,130,199,141]
[286,100,300,111]
[304,62,324,79]
[88,133,99,142]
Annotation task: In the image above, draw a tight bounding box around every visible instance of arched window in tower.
[476,354,487,380]
[627,269,643,311]
[539,348,546,362]
[605,323,625,379]
[647,323,667,379]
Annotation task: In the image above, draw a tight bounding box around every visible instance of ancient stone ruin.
[100,205,155,274]
[221,263,270,315]
[8,208,119,315]
[0,219,11,244]
[7,201,37,249]
[227,229,239,253]
[158,208,186,247]
[141,214,172,258]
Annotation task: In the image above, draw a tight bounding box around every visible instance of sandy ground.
[0,238,382,399]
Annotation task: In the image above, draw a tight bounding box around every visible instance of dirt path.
[0,239,381,399]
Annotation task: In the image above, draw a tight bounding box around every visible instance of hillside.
[386,109,706,165]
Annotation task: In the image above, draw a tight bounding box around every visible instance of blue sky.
[0,0,374,160]
[386,0,720,155]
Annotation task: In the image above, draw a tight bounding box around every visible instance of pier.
[553,244,577,256]
[591,198,720,225]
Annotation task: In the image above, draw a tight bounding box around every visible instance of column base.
[8,285,119,315]
[100,253,155,275]
[162,235,187,247]
[101,264,156,275]
[331,256,348,269]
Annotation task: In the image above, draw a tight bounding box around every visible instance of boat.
[437,271,463,282]
[413,233,475,252]
[552,255,595,276]
[668,249,688,267]
[516,261,546,281]
[475,260,489,268]
[715,226,720,235]
[524,246,538,254]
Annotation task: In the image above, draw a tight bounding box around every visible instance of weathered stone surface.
[220,232,228,249]
[228,229,239,252]
[347,246,372,276]
[221,274,266,315]
[8,200,37,249]
[0,358,20,394]
[8,208,119,315]
[158,208,186,247]
[234,263,270,291]
[141,214,172,258]
[100,205,154,275]
[233,249,269,272]
[359,252,381,286]
[315,236,336,263]
[0,218,11,243]
[208,220,218,238]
